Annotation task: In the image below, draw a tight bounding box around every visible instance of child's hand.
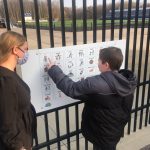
[46,58,56,69]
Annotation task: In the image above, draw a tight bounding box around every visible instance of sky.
[63,0,150,7]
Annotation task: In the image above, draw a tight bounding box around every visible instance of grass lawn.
[18,19,149,28]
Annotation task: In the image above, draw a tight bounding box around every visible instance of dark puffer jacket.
[48,66,137,147]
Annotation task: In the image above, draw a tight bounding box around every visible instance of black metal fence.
[2,0,150,149]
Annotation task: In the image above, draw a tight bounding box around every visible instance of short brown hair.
[99,47,123,70]
[0,31,26,63]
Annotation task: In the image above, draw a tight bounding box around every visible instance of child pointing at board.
[46,47,137,150]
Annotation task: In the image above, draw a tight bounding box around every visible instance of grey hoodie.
[101,69,137,97]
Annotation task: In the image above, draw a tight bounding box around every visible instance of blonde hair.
[0,31,26,63]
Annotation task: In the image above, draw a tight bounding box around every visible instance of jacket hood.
[101,69,137,97]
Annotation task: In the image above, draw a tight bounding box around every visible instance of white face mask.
[17,48,29,65]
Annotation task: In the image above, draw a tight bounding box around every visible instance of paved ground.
[117,125,150,150]
[34,121,150,150]
[0,27,149,51]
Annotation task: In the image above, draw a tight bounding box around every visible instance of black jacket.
[48,66,137,147]
[0,66,37,150]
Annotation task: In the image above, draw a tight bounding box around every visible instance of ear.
[106,62,110,69]
[12,46,18,55]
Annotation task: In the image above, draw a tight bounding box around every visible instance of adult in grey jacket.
[47,47,137,150]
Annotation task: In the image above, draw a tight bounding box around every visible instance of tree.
[76,7,83,19]
[147,3,150,7]
[0,1,5,18]
[64,7,72,19]
[7,0,20,23]
[87,6,93,19]
[39,1,48,19]
[52,0,60,20]
[97,4,103,19]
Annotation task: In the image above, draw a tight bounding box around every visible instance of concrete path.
[117,125,150,150]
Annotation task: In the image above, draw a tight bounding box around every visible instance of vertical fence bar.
[139,53,149,129]
[47,0,54,47]
[93,0,97,43]
[83,0,87,44]
[60,0,66,46]
[19,0,27,38]
[56,110,61,150]
[139,8,149,129]
[127,115,132,134]
[72,0,77,45]
[66,108,71,150]
[102,0,106,42]
[111,0,115,40]
[34,0,42,49]
[131,0,140,72]
[139,10,149,129]
[147,76,150,125]
[125,0,132,69]
[34,127,39,146]
[149,108,150,124]
[3,0,10,30]
[127,1,139,134]
[75,104,79,150]
[144,13,150,126]
[133,0,147,132]
[44,114,50,150]
[119,0,124,39]
[85,139,88,150]
[125,0,132,133]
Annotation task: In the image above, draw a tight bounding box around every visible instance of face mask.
[17,51,29,65]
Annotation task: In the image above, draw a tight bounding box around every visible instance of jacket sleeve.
[0,76,23,150]
[48,65,109,100]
